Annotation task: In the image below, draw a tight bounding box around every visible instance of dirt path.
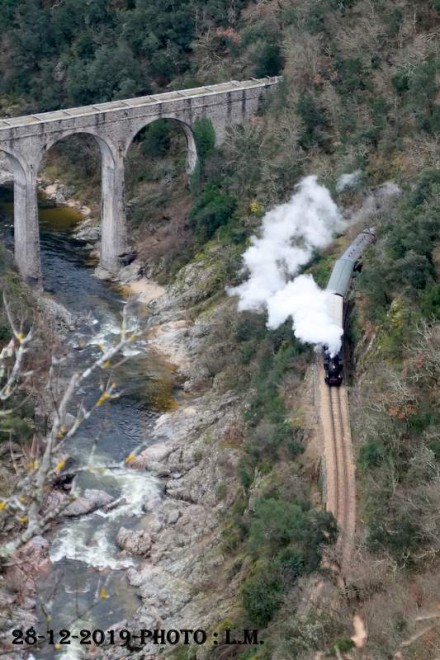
[317,356,356,570]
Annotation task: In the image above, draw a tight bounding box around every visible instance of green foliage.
[169,645,197,660]
[189,186,236,243]
[273,548,304,578]
[141,120,171,158]
[241,562,283,627]
[248,498,308,554]
[296,93,330,149]
[393,251,434,290]
[193,118,216,162]
[335,57,370,95]
[407,58,440,134]
[358,439,386,470]
[385,7,403,39]
[329,638,355,656]
[189,160,201,192]
[254,42,283,78]
[428,437,440,461]
[392,70,410,94]
[420,285,440,319]
[367,508,423,564]
[1,414,35,443]
[250,498,337,564]
[0,0,253,109]
[221,521,247,551]
[356,170,440,327]
[241,498,337,625]
[302,0,356,34]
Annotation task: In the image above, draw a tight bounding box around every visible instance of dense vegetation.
[2,0,440,657]
[0,0,274,112]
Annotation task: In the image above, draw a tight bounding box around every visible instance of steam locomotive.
[323,349,343,387]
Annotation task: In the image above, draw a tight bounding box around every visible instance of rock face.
[102,281,249,658]
[63,489,114,516]
[37,294,76,333]
[2,536,50,634]
[118,261,143,284]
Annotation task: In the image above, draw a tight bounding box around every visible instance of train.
[323,349,343,387]
[323,227,376,387]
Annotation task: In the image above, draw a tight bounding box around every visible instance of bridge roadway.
[0,79,278,132]
[0,77,279,286]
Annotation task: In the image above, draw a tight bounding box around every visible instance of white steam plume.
[267,275,344,354]
[228,175,346,353]
[336,169,362,192]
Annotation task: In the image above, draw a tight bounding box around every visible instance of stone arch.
[37,130,128,275]
[124,117,198,174]
[39,129,116,171]
[0,147,27,181]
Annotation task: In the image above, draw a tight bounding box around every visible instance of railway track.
[318,358,355,569]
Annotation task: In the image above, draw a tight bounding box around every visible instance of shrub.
[296,92,330,149]
[248,498,308,554]
[193,117,216,162]
[189,187,236,243]
[273,548,304,580]
[367,508,423,563]
[393,251,434,290]
[141,120,171,158]
[407,58,440,134]
[254,41,283,78]
[241,563,283,627]
[239,457,254,490]
[329,638,355,656]
[392,71,410,94]
[303,510,338,571]
[335,57,369,95]
[358,439,386,470]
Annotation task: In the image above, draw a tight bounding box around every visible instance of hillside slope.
[1,0,440,657]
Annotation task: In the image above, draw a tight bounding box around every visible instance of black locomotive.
[323,349,343,387]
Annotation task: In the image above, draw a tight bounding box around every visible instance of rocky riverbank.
[106,286,248,659]
[0,162,250,656]
[66,209,249,657]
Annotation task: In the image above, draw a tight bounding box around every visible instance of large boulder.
[130,441,175,470]
[63,489,114,517]
[6,536,51,600]
[116,527,152,556]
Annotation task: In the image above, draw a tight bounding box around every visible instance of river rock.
[45,489,68,511]
[118,260,142,284]
[127,565,192,615]
[37,295,76,332]
[116,527,152,556]
[74,223,101,242]
[63,489,114,516]
[5,537,51,601]
[130,442,175,470]
[164,507,180,525]
[94,265,114,281]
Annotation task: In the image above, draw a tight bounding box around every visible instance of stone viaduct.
[0,77,279,286]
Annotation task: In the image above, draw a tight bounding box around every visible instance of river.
[0,186,174,658]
